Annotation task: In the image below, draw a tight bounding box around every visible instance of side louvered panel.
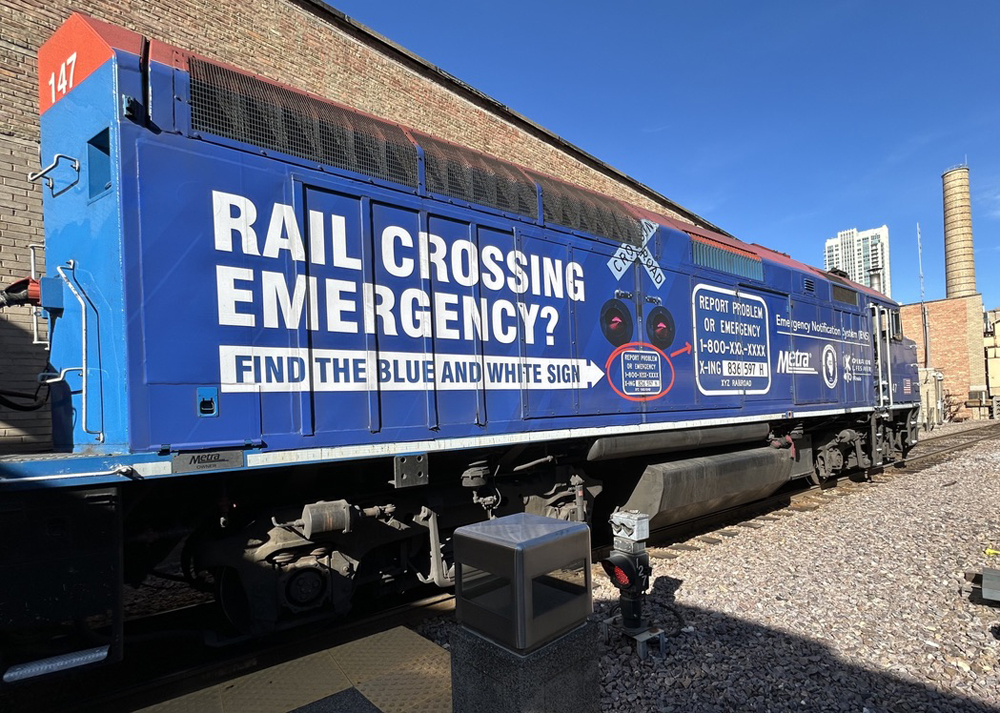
[691,235,763,281]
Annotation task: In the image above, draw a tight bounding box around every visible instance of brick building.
[0,1,720,453]
[985,309,1000,403]
[900,294,989,420]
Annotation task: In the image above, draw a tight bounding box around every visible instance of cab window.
[889,310,902,341]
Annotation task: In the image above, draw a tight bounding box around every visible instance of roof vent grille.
[189,59,418,188]
[416,133,537,219]
[531,174,642,245]
[832,285,859,306]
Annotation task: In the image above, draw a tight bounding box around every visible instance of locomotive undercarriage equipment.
[813,428,869,483]
[460,456,602,524]
[515,467,602,523]
[193,498,408,634]
[461,460,502,517]
[587,423,770,461]
[413,506,455,587]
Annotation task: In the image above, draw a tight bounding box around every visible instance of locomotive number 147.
[46,51,77,104]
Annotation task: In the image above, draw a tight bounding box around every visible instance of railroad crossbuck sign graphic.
[607,219,666,288]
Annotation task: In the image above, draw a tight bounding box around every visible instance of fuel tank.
[622,446,794,529]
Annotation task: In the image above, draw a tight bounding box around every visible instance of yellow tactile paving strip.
[355,649,451,713]
[136,626,451,713]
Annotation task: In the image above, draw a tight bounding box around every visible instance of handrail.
[884,307,894,409]
[41,262,104,443]
[871,304,885,409]
[870,304,894,411]
[0,465,135,485]
[27,153,79,191]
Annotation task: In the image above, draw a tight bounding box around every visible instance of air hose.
[0,388,49,411]
[0,277,39,309]
[0,278,49,410]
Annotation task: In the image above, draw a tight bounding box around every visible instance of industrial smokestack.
[868,268,883,295]
[942,166,977,298]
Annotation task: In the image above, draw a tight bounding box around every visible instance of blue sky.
[328,1,1000,309]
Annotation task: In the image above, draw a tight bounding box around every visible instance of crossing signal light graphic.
[645,306,675,350]
[600,298,633,346]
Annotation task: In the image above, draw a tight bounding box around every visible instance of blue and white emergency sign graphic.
[220,346,604,392]
[602,338,692,402]
[211,190,606,393]
[692,284,771,395]
[621,350,663,396]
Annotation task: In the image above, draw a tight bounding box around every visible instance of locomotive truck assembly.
[0,14,919,682]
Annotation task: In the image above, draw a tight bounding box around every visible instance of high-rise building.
[823,225,891,297]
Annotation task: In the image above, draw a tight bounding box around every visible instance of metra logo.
[172,449,243,474]
[776,350,818,375]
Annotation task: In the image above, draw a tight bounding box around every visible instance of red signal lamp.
[599,551,646,593]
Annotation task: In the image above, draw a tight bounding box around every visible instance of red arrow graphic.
[671,342,692,358]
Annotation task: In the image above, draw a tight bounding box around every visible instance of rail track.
[643,420,1000,558]
[7,422,999,713]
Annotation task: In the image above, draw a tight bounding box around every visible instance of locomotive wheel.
[810,453,828,486]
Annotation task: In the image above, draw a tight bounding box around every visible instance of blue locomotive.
[0,14,919,681]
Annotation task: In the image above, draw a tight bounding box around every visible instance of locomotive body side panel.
[121,136,885,457]
[14,13,921,482]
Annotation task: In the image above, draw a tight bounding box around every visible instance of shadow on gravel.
[596,575,999,713]
[968,589,1000,610]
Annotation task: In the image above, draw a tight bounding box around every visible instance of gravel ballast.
[420,424,1000,712]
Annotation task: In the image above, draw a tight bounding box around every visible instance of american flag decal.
[903,378,912,395]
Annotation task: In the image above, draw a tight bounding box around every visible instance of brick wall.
[0,120,50,453]
[900,293,987,420]
[0,0,706,453]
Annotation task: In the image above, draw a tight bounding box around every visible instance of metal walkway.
[137,627,451,713]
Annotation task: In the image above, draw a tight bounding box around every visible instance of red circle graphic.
[604,342,675,402]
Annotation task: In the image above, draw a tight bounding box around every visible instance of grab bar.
[39,261,104,443]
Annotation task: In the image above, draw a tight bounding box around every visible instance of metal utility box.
[454,513,591,652]
[983,568,1000,602]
